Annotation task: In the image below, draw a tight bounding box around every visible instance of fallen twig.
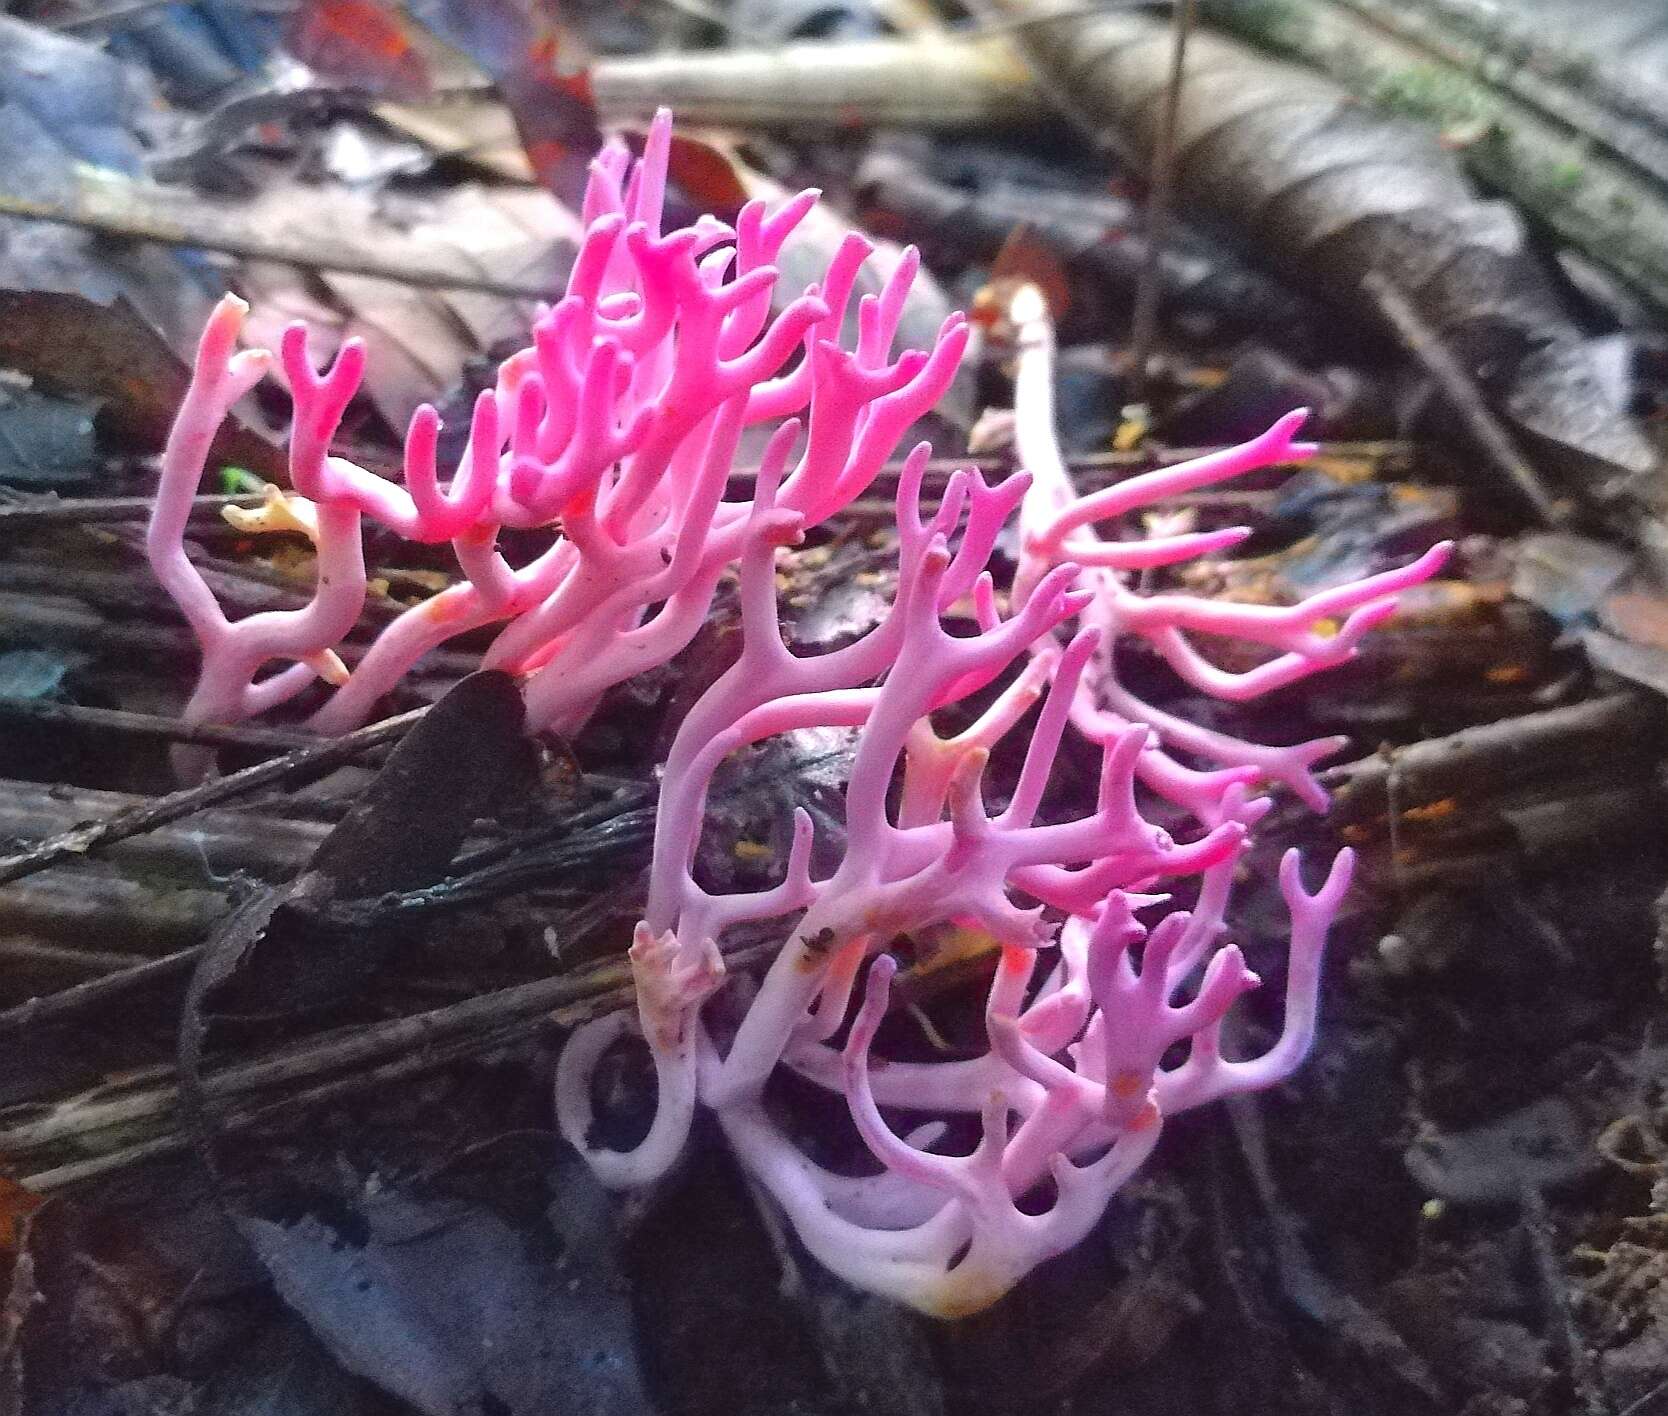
[1362,270,1564,525]
[0,706,425,888]
[0,444,1412,529]
[0,937,144,977]
[0,698,319,752]
[1326,692,1663,820]
[0,493,264,530]
[0,776,330,881]
[21,1018,532,1191]
[0,588,477,677]
[1127,0,1200,399]
[3,937,774,1182]
[0,869,229,948]
[1225,1094,1447,1402]
[591,36,1040,130]
[0,945,203,1038]
[1518,1185,1609,1416]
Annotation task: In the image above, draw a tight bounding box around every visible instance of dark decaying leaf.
[780,540,896,651]
[1259,472,1460,592]
[1153,347,1351,444]
[663,133,755,218]
[0,290,281,479]
[107,2,257,108]
[0,18,150,176]
[160,674,635,1413]
[0,40,234,433]
[976,1,1664,527]
[856,147,1325,348]
[235,178,574,431]
[0,388,96,491]
[289,672,535,906]
[237,1185,651,1416]
[197,1317,381,1416]
[172,681,533,1233]
[181,671,536,1032]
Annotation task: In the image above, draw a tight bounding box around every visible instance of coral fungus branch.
[150,107,963,756]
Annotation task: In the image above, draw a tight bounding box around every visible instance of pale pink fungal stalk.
[146,297,373,778]
[554,451,1356,1317]
[1005,282,1451,822]
[149,109,967,756]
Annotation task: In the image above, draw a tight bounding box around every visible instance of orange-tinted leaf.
[406,0,601,204]
[665,133,751,220]
[501,64,600,203]
[286,0,433,99]
[0,1177,43,1254]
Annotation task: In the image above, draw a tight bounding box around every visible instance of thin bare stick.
[22,1020,530,1191]
[0,938,773,1159]
[1326,691,1661,820]
[0,443,1411,531]
[0,697,318,752]
[1127,0,1199,402]
[0,946,203,1038]
[0,493,264,529]
[0,706,424,888]
[1362,270,1564,525]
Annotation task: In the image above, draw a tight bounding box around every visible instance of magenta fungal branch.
[153,114,1451,1315]
[548,248,1446,1316]
[1005,283,1450,822]
[552,440,1383,1316]
[149,109,967,770]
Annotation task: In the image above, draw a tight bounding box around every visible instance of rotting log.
[965,0,1667,559]
[1202,0,1668,319]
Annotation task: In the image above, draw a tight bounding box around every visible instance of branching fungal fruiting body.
[554,215,1447,1318]
[553,430,1409,1314]
[155,113,1451,1315]
[1005,282,1450,823]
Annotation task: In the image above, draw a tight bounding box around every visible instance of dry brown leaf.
[236,181,575,429]
[0,289,283,476]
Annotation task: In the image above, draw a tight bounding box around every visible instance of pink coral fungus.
[1005,282,1449,823]
[554,440,1374,1315]
[554,257,1447,1318]
[149,109,965,764]
[155,112,1450,1316]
